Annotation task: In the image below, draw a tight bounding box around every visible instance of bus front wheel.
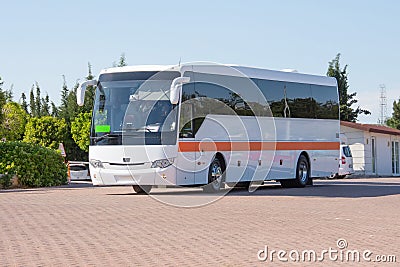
[132,185,152,194]
[203,157,224,193]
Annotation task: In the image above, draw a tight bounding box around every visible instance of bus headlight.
[90,159,104,168]
[151,158,174,169]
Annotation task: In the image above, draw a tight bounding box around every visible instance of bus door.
[176,101,196,185]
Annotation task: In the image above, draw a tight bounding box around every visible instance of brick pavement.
[0,178,399,266]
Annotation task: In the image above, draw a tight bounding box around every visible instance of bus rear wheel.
[132,185,152,194]
[280,155,310,188]
[203,157,224,193]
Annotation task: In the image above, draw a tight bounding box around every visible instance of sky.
[1,0,399,123]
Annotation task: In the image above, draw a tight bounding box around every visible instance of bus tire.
[280,155,309,188]
[132,185,152,194]
[203,157,224,193]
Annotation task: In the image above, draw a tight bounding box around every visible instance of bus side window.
[284,82,314,118]
[311,84,339,119]
[254,79,285,117]
[179,102,194,138]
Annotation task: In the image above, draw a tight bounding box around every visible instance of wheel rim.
[210,161,223,190]
[299,161,308,183]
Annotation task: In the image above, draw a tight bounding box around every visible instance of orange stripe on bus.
[178,141,339,152]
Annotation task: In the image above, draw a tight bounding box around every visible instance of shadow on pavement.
[3,179,400,199]
[0,181,93,194]
[108,180,400,199]
[238,181,400,198]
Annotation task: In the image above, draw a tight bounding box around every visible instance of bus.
[77,63,340,194]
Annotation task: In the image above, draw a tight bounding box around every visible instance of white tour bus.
[77,64,340,194]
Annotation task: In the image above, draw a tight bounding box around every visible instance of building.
[340,121,400,177]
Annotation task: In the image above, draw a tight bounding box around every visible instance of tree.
[0,76,6,124]
[327,53,370,122]
[41,94,50,116]
[82,63,95,113]
[35,82,42,117]
[60,64,95,125]
[118,53,127,67]
[51,101,59,117]
[4,84,13,102]
[23,116,68,149]
[21,92,28,113]
[0,102,28,141]
[87,62,94,80]
[57,72,92,161]
[59,75,69,120]
[66,82,79,123]
[71,112,92,152]
[29,86,36,117]
[387,99,400,130]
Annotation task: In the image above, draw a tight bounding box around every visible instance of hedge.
[0,141,67,188]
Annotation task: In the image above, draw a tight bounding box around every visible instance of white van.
[337,145,354,178]
[69,162,91,181]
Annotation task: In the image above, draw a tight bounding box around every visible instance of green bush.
[71,112,91,152]
[0,102,28,141]
[0,141,67,188]
[23,116,67,149]
[0,173,12,189]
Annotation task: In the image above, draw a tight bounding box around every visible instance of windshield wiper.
[123,127,153,132]
[91,133,121,143]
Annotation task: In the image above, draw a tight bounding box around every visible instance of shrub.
[0,102,28,141]
[71,112,91,152]
[0,173,12,189]
[23,116,67,149]
[0,141,67,188]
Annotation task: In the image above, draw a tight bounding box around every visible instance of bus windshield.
[91,75,179,146]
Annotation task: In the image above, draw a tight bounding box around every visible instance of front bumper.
[89,164,177,186]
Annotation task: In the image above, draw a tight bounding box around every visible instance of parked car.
[337,145,354,178]
[69,162,91,181]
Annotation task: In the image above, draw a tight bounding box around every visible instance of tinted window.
[187,71,270,117]
[253,79,285,117]
[70,165,87,171]
[181,72,339,123]
[254,79,315,118]
[99,71,180,82]
[284,82,314,118]
[254,78,339,120]
[193,82,255,116]
[311,85,339,119]
[342,146,352,157]
[180,79,257,138]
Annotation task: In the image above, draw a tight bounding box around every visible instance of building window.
[371,137,376,174]
[392,141,399,174]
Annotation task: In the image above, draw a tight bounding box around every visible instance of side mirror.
[170,77,190,105]
[77,80,97,106]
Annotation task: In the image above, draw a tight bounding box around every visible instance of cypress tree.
[21,92,28,113]
[35,82,42,117]
[29,86,36,117]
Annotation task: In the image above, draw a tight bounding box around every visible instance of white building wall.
[363,133,373,175]
[341,125,400,177]
[371,133,392,176]
[341,126,366,176]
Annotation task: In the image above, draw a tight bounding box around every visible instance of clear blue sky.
[1,0,399,123]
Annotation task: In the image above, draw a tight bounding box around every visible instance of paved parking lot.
[1,178,399,266]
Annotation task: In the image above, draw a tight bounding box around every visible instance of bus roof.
[99,64,337,87]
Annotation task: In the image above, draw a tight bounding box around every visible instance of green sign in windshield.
[95,125,111,133]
